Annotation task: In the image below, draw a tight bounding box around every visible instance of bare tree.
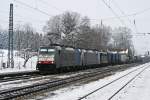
[14,24,22,51]
[0,29,8,49]
[100,25,112,49]
[76,16,92,48]
[44,11,80,46]
[61,11,80,35]
[23,24,34,49]
[61,11,80,46]
[43,15,62,45]
[112,27,134,58]
[76,20,112,50]
[16,48,37,67]
[112,27,132,49]
[43,12,134,53]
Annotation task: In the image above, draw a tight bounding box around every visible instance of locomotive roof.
[40,44,127,53]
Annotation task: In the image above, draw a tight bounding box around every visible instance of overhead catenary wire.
[38,0,64,12]
[10,0,150,36]
[110,1,133,23]
[110,0,150,35]
[12,0,150,35]
[1,0,150,33]
[0,1,149,36]
[14,0,150,19]
[10,0,150,24]
[100,0,150,35]
[0,9,46,24]
[101,0,127,26]
[111,0,139,33]
[13,0,135,22]
[111,0,130,19]
[100,0,150,36]
[101,7,150,20]
[14,0,53,17]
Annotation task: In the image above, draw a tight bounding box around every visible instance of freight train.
[36,44,129,72]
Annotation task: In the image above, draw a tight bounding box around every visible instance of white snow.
[112,64,150,100]
[0,49,37,74]
[42,62,150,100]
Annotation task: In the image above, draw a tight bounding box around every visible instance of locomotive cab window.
[39,48,55,58]
[39,48,48,54]
[40,48,55,53]
[48,49,55,57]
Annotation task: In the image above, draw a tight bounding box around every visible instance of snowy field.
[37,62,150,100]
[0,49,37,74]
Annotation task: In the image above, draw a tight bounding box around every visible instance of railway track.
[0,70,39,78]
[78,63,149,100]
[0,67,110,84]
[0,63,140,100]
[0,70,40,83]
[0,63,136,84]
[0,74,43,83]
[108,66,148,100]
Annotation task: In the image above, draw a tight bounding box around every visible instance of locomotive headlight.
[51,61,54,64]
[38,61,42,64]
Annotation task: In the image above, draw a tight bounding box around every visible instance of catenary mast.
[7,3,14,68]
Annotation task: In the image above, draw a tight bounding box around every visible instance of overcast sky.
[1,0,150,54]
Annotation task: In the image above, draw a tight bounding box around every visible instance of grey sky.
[0,0,150,54]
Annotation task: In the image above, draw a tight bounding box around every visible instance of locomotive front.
[36,47,56,71]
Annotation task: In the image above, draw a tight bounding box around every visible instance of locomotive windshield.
[39,48,55,57]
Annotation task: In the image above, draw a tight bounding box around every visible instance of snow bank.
[0,49,37,74]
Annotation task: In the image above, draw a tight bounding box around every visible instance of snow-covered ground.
[0,49,37,74]
[112,64,150,100]
[37,62,150,100]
